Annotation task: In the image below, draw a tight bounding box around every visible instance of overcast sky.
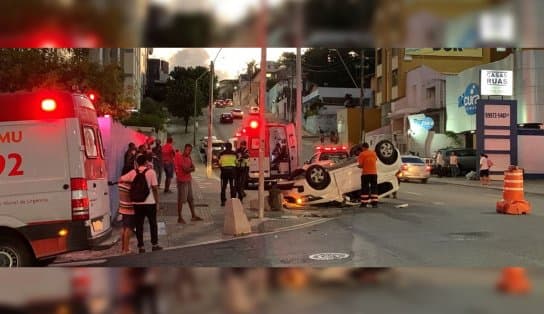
[150,48,299,80]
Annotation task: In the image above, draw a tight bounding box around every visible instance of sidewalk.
[53,117,328,264]
[430,176,544,195]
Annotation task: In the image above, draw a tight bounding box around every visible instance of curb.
[432,179,544,196]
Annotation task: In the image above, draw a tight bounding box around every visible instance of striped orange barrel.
[503,169,524,201]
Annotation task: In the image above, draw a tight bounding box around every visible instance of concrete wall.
[304,114,337,134]
[518,134,544,175]
[98,117,148,218]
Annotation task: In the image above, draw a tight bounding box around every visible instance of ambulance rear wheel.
[305,165,331,190]
[0,236,34,267]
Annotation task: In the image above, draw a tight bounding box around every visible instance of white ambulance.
[0,90,112,266]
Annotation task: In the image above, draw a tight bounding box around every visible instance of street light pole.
[257,0,267,220]
[206,60,214,178]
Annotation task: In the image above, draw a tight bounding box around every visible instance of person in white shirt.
[479,153,490,186]
[120,154,163,253]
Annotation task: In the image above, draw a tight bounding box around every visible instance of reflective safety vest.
[219,151,237,168]
[236,147,249,167]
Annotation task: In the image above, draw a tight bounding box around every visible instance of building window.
[392,70,398,87]
[376,49,382,65]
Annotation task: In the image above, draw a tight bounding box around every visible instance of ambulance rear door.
[0,119,73,225]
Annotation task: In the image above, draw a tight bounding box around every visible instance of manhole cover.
[308,253,350,261]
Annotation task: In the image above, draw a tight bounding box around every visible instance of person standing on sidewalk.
[174,144,203,224]
[121,154,163,254]
[161,137,175,194]
[235,140,250,201]
[117,180,135,254]
[449,151,459,177]
[219,142,238,206]
[122,143,137,175]
[358,143,379,208]
[480,153,492,186]
[152,139,163,187]
[436,151,445,177]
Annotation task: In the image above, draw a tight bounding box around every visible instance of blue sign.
[458,83,480,115]
[413,116,435,130]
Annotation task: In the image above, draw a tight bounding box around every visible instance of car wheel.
[305,165,331,190]
[375,140,398,165]
[0,236,34,267]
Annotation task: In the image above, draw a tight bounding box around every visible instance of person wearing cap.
[235,140,250,201]
[219,142,238,206]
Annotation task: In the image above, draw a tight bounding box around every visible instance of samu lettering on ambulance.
[0,130,22,143]
[0,130,24,176]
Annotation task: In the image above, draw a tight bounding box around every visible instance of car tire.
[305,165,331,190]
[0,236,34,267]
[375,140,398,165]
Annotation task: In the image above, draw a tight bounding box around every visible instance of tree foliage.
[123,98,168,131]
[164,66,218,133]
[0,48,133,119]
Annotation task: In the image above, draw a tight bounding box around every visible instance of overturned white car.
[281,140,401,206]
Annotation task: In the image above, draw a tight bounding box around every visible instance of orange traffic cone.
[277,268,309,290]
[497,167,531,215]
[497,267,531,294]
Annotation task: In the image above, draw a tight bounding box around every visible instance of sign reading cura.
[480,69,513,96]
[458,83,480,115]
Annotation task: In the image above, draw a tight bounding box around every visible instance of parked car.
[225,99,234,106]
[199,137,226,167]
[231,108,244,119]
[398,155,431,183]
[249,106,259,115]
[435,147,478,175]
[214,100,224,108]
[220,112,233,124]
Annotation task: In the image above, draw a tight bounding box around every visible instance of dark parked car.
[220,112,233,123]
[435,147,478,175]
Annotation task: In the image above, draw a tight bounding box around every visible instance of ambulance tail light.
[71,178,90,221]
[249,120,259,129]
[41,98,57,112]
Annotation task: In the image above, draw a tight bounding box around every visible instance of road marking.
[395,203,409,208]
[405,192,421,195]
[308,253,350,261]
[52,259,108,267]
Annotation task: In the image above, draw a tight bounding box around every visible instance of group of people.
[435,151,459,178]
[319,127,339,144]
[118,136,202,255]
[217,141,250,206]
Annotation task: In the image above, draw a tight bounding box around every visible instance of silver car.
[398,155,431,183]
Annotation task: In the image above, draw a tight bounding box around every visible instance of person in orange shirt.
[358,143,379,208]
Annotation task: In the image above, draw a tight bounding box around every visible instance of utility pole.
[360,49,366,144]
[258,0,267,219]
[206,61,214,178]
[193,81,198,147]
[296,47,302,166]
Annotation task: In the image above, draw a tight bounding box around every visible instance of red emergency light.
[41,99,57,112]
[249,120,259,129]
[88,93,96,102]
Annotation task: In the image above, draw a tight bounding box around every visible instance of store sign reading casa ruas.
[405,48,483,57]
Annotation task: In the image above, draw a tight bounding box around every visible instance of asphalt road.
[91,180,544,267]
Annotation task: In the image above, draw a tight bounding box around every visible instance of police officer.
[219,142,238,206]
[235,141,250,201]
